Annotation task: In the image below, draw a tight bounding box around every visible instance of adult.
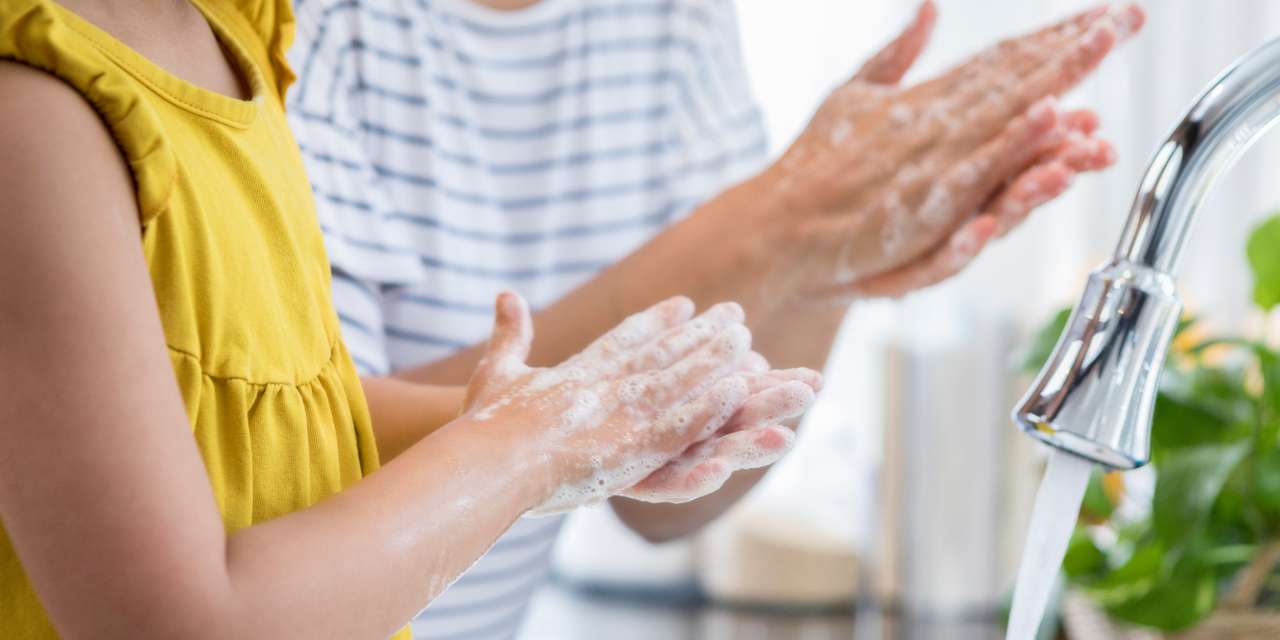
[286,1,1144,637]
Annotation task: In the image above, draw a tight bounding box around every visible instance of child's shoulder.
[0,58,138,225]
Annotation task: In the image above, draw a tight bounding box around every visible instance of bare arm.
[0,61,811,640]
[361,376,465,462]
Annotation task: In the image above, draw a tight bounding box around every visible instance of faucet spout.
[1014,36,1280,470]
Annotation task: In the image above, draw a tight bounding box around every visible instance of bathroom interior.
[509,0,1280,638]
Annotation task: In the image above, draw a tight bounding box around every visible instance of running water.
[1005,449,1095,640]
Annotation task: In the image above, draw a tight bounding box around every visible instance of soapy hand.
[464,293,821,516]
[763,2,1145,303]
[619,366,823,503]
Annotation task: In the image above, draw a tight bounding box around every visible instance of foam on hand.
[466,294,822,518]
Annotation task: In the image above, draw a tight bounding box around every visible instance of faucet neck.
[1116,36,1280,275]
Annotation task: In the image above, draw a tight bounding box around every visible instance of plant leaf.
[1247,215,1280,312]
[1085,543,1165,606]
[1017,308,1071,374]
[1080,467,1115,522]
[1105,552,1217,630]
[1152,443,1250,548]
[1253,446,1280,534]
[1256,346,1280,453]
[1063,526,1106,577]
[1150,393,1240,452]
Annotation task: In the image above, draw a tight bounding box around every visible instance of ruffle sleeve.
[0,0,177,226]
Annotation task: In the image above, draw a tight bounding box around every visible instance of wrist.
[620,170,805,321]
[719,167,813,315]
[432,413,553,514]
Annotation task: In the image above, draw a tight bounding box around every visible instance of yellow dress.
[0,1,410,638]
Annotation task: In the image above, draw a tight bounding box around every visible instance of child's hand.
[464,293,817,515]
[619,367,823,503]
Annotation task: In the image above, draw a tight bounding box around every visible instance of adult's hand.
[755,2,1145,304]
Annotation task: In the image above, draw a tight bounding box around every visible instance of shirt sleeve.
[329,269,392,376]
[285,0,429,286]
[666,0,770,220]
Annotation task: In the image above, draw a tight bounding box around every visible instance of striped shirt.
[285,0,768,637]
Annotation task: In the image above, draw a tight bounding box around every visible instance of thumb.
[852,1,936,85]
[478,291,533,380]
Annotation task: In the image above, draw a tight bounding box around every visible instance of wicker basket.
[1063,543,1280,640]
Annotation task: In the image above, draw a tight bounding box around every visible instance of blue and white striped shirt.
[286,0,767,637]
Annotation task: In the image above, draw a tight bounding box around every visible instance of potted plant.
[1020,215,1280,639]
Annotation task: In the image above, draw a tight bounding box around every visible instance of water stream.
[1005,449,1095,640]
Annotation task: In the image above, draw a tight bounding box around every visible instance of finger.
[737,350,770,374]
[569,296,695,367]
[848,96,1058,237]
[1022,109,1111,168]
[853,1,937,85]
[625,301,746,373]
[640,324,753,411]
[726,380,817,433]
[993,6,1142,101]
[818,215,998,301]
[864,52,1066,181]
[1047,134,1116,172]
[476,291,534,380]
[906,5,1110,105]
[982,6,1131,86]
[904,8,1121,146]
[741,368,825,395]
[988,160,1076,237]
[711,426,796,470]
[621,426,796,503]
[621,456,733,504]
[930,96,1061,226]
[658,375,750,446]
[1108,3,1147,43]
[965,21,1117,137]
[1060,108,1100,136]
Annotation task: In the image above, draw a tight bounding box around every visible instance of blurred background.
[516,0,1280,637]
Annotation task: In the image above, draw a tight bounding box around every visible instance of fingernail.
[711,300,745,323]
[1080,6,1110,24]
[1027,96,1058,127]
[1083,21,1116,52]
[1102,144,1118,165]
[719,324,752,355]
[1111,4,1146,41]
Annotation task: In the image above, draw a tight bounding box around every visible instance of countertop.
[516,581,1005,640]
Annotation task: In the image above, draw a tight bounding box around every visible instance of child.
[0,1,818,638]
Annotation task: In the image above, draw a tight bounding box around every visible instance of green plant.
[1020,214,1280,631]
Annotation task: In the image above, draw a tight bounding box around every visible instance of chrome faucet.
[1014,36,1280,470]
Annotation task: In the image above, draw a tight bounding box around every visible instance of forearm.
[217,418,541,640]
[611,466,770,542]
[361,375,466,461]
[395,173,794,386]
[609,303,847,541]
